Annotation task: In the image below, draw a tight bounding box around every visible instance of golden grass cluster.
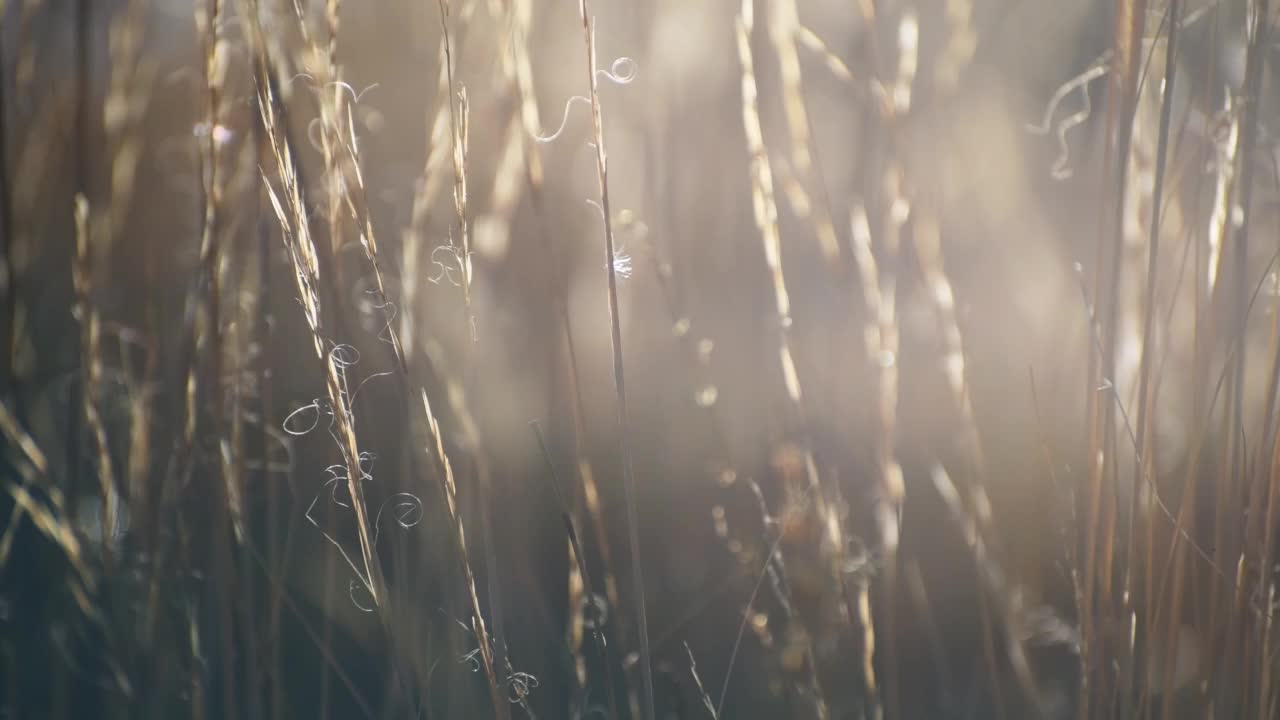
[3,1,1280,719]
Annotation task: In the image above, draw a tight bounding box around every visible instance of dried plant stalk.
[767,0,839,265]
[72,195,120,560]
[735,1,832,717]
[576,1,656,717]
[245,0,384,611]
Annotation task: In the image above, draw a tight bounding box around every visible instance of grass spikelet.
[245,0,384,612]
[14,2,1280,719]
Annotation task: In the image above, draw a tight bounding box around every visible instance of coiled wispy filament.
[248,0,382,611]
[1027,61,1110,180]
[586,198,633,278]
[534,55,636,144]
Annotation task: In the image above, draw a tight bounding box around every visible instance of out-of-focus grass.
[2,1,1279,719]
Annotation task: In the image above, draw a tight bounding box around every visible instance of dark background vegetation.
[2,0,1279,718]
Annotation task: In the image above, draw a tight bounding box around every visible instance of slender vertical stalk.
[1131,1,1179,711]
[576,3,654,719]
[1220,2,1269,712]
[71,196,118,564]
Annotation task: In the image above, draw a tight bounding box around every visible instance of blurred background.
[3,0,1279,718]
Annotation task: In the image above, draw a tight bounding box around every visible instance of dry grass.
[4,1,1280,718]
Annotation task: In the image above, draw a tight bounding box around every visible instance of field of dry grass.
[3,0,1280,718]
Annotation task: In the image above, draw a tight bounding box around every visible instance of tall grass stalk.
[576,2,654,719]
[735,1,833,716]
